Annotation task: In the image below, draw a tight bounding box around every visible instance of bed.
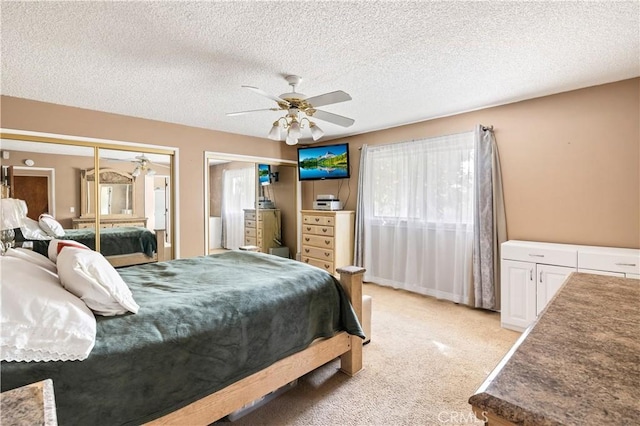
[0,249,365,425]
[16,226,165,267]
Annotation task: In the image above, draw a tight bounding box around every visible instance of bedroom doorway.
[204,152,300,258]
[9,166,55,219]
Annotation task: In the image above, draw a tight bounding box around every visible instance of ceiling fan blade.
[304,90,352,108]
[226,108,280,117]
[242,86,289,105]
[311,109,355,127]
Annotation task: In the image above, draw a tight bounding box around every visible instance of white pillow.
[57,247,139,316]
[0,256,96,362]
[39,214,65,237]
[48,238,90,262]
[20,217,51,240]
[4,247,57,273]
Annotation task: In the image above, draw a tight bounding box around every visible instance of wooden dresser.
[243,209,281,253]
[72,217,147,229]
[301,210,355,276]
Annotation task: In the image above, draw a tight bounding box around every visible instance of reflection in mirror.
[206,155,298,258]
[82,168,134,216]
[98,148,173,266]
[0,138,96,253]
[1,134,175,267]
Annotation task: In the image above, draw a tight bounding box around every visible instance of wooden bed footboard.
[146,265,365,425]
[107,229,166,268]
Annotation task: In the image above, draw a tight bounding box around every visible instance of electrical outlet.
[70,206,75,213]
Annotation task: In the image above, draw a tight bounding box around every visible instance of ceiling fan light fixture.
[267,122,281,140]
[288,119,301,139]
[132,166,141,177]
[285,134,298,146]
[309,122,324,141]
[147,168,156,176]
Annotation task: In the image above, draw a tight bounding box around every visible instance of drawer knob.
[325,240,330,245]
[615,262,636,267]
[305,237,310,242]
[305,259,310,263]
[528,254,544,257]
[322,228,327,232]
[324,264,330,269]
[315,218,320,222]
[306,227,311,231]
[305,248,310,253]
[325,252,330,257]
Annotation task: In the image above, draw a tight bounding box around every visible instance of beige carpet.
[221,283,520,426]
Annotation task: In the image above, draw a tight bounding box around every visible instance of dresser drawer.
[302,224,334,237]
[502,242,577,267]
[245,228,256,238]
[245,237,257,245]
[245,219,256,229]
[578,248,640,275]
[302,246,334,261]
[303,215,334,226]
[302,256,334,274]
[302,234,334,249]
[245,212,256,221]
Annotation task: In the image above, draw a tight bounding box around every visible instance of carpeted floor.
[220,283,520,426]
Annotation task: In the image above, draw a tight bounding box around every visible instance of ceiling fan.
[131,154,155,177]
[227,75,355,145]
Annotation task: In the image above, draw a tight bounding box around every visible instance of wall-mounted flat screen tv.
[258,163,271,186]
[297,143,350,181]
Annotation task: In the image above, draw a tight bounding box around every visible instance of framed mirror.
[81,168,135,217]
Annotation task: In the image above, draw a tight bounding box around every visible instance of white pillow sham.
[48,239,90,262]
[57,247,139,316]
[20,217,51,240]
[39,214,65,237]
[4,247,57,273]
[0,256,96,362]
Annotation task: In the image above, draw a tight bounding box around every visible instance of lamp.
[267,113,324,146]
[1,198,25,253]
[132,155,155,177]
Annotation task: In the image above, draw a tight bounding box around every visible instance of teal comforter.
[19,226,157,258]
[1,251,364,425]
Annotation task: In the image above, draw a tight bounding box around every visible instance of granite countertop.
[0,379,57,425]
[469,273,640,425]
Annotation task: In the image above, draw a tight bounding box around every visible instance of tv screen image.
[258,164,271,185]
[297,143,350,181]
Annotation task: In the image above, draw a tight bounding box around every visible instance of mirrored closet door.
[1,131,176,265]
[205,153,299,259]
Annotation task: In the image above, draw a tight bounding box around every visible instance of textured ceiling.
[2,1,638,144]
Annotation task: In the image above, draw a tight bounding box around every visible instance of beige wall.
[3,78,638,255]
[1,96,298,258]
[305,78,639,249]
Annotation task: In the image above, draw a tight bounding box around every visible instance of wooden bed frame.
[106,229,166,268]
[146,265,365,425]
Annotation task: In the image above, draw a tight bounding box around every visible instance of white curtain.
[221,167,255,250]
[360,132,475,304]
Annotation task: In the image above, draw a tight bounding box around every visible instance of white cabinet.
[501,241,577,331]
[577,246,640,279]
[501,240,640,332]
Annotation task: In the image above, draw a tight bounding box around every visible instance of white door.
[536,264,575,315]
[501,259,537,331]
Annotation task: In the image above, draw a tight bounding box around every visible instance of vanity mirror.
[81,168,135,217]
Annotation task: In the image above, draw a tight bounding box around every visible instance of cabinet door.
[501,260,537,331]
[536,264,575,315]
